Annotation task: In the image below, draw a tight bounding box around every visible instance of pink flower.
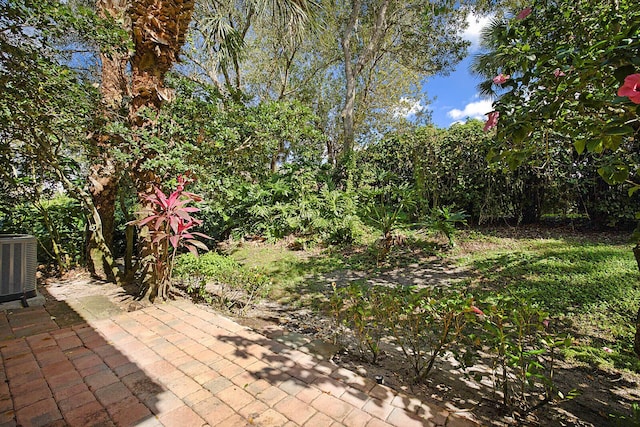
[553,68,566,78]
[483,111,499,132]
[492,73,510,85]
[602,347,613,354]
[470,305,485,317]
[516,7,532,20]
[542,319,550,328]
[617,73,640,104]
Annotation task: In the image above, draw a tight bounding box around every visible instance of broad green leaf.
[598,164,629,184]
[603,125,634,136]
[599,137,622,155]
[586,139,603,153]
[613,65,636,83]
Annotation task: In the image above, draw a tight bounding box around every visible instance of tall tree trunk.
[326,138,337,167]
[51,163,122,286]
[341,71,357,156]
[339,0,360,158]
[87,0,131,281]
[339,0,390,159]
[87,156,120,281]
[128,0,195,301]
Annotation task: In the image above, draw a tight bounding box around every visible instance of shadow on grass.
[459,238,640,373]
[259,239,457,310]
[463,240,638,313]
[223,234,639,423]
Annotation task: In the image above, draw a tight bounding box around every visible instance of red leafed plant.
[133,175,210,301]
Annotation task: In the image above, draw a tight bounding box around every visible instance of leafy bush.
[329,282,473,380]
[0,194,86,270]
[427,205,468,247]
[384,286,472,382]
[173,251,271,314]
[361,184,415,261]
[330,282,573,407]
[329,281,386,363]
[201,165,364,245]
[357,121,638,227]
[468,296,572,411]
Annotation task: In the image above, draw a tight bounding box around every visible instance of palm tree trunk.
[128,0,195,300]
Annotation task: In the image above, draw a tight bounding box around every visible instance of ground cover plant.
[173,251,272,314]
[455,232,640,373]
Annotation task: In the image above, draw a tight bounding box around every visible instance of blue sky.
[422,14,494,128]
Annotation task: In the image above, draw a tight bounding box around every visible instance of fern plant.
[428,205,468,247]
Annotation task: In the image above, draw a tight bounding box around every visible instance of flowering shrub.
[492,73,510,85]
[483,111,499,132]
[553,68,566,78]
[617,73,640,104]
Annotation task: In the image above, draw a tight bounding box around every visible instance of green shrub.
[173,252,271,314]
[200,167,364,245]
[0,194,86,270]
[329,281,386,363]
[468,296,573,411]
[427,205,468,247]
[384,286,472,382]
[329,282,473,379]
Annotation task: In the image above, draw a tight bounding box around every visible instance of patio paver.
[0,296,479,426]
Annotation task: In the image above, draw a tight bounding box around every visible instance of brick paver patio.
[0,298,478,426]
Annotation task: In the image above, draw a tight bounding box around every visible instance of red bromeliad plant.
[133,175,210,302]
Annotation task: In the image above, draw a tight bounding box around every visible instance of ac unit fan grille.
[0,235,38,302]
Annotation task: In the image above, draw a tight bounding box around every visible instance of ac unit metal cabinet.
[0,235,37,302]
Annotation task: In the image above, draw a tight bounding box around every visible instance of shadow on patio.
[0,297,161,426]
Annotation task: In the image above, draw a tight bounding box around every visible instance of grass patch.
[223,243,344,306]
[454,234,640,373]
[222,231,440,306]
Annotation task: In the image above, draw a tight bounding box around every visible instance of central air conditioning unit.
[0,235,38,302]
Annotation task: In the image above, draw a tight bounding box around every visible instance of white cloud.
[461,13,492,52]
[447,98,493,122]
[394,97,425,118]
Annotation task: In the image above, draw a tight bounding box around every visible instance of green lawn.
[453,233,640,372]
